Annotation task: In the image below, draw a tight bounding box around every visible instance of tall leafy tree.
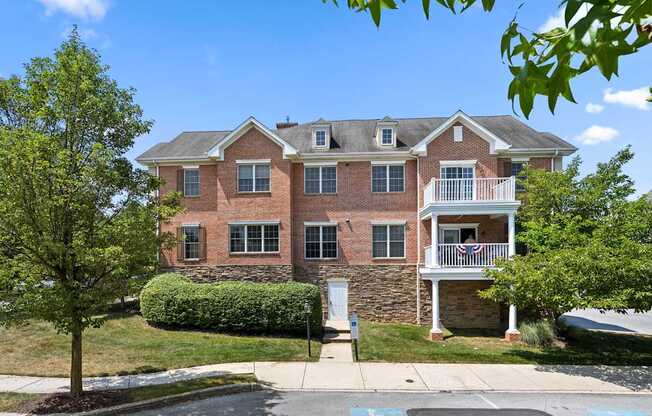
[325,0,651,117]
[0,30,180,397]
[480,148,652,318]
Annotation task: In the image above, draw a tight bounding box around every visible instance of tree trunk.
[70,325,83,398]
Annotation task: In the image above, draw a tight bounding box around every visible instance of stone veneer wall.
[164,265,293,283]
[294,264,419,323]
[419,280,501,329]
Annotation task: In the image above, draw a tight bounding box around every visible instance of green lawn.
[0,312,320,377]
[358,320,652,365]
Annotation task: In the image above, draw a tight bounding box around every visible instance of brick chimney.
[276,116,298,129]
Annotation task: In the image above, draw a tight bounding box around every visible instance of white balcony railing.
[424,177,516,205]
[424,243,509,268]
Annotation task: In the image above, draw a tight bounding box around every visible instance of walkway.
[319,320,353,363]
[1,363,650,394]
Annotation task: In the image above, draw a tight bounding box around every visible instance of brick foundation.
[505,330,521,342]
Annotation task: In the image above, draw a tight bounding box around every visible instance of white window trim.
[371,164,405,193]
[304,165,337,194]
[511,157,530,162]
[237,163,271,193]
[370,220,407,225]
[229,223,280,254]
[370,160,405,166]
[304,224,338,260]
[236,159,271,164]
[438,223,479,243]
[372,223,406,259]
[380,127,395,146]
[181,225,201,261]
[183,168,200,197]
[313,129,329,149]
[439,160,477,167]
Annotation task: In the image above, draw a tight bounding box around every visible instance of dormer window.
[381,128,394,145]
[315,130,327,147]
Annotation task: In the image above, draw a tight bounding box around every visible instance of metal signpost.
[350,312,359,361]
[304,301,311,358]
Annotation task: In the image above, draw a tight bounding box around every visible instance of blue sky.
[1,0,650,195]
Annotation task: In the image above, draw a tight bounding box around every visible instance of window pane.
[372,225,387,242]
[247,225,262,252]
[372,166,387,192]
[373,242,387,258]
[388,166,404,192]
[315,130,326,146]
[442,229,459,244]
[512,162,527,192]
[305,167,320,194]
[230,225,245,252]
[183,227,200,259]
[184,169,200,197]
[264,225,279,252]
[322,226,337,258]
[389,241,404,257]
[238,165,253,192]
[305,226,320,259]
[381,128,393,144]
[254,165,270,192]
[321,166,336,193]
[389,225,405,258]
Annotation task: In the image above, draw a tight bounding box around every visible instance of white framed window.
[439,223,479,244]
[510,160,528,192]
[372,224,405,258]
[304,165,337,194]
[381,128,394,145]
[183,168,200,197]
[453,125,464,142]
[237,163,270,192]
[315,129,327,147]
[229,223,279,253]
[305,224,337,259]
[440,165,474,200]
[372,164,404,193]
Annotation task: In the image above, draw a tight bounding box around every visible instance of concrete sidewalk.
[1,362,650,395]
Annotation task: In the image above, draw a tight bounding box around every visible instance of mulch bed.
[17,390,129,414]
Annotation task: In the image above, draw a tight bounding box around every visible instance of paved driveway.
[561,309,652,335]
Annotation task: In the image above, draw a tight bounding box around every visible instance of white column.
[508,304,517,332]
[430,279,442,340]
[508,212,515,257]
[430,214,439,267]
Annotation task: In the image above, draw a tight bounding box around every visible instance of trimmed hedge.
[140,273,322,335]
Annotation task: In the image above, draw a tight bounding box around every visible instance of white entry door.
[328,281,348,321]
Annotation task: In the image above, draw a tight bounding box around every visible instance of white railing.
[424,243,509,268]
[424,177,515,204]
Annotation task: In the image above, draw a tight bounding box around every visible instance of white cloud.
[603,87,650,111]
[575,125,619,145]
[585,102,605,114]
[538,4,591,33]
[37,0,109,20]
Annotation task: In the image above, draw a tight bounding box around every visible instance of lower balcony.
[424,243,509,269]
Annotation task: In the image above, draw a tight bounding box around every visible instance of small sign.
[350,312,359,340]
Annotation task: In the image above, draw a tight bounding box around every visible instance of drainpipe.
[416,157,421,325]
[155,162,160,265]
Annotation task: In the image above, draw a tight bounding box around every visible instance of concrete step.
[324,320,351,334]
[322,332,351,343]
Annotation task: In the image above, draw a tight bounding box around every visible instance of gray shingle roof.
[136,115,576,161]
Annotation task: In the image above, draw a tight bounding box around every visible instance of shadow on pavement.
[561,316,636,333]
[408,410,551,416]
[534,365,652,392]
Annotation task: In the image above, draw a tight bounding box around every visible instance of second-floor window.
[305,225,337,259]
[511,161,527,192]
[372,224,405,258]
[372,165,404,192]
[229,223,279,253]
[305,166,337,194]
[183,168,200,197]
[238,163,270,192]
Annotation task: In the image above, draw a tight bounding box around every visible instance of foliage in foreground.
[325,0,651,117]
[482,148,652,318]
[140,273,322,335]
[0,29,181,396]
[519,320,557,348]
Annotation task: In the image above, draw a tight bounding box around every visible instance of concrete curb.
[53,383,262,416]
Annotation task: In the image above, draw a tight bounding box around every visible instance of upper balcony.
[421,177,520,217]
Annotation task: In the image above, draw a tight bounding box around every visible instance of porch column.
[507,212,516,257]
[430,279,443,341]
[505,304,520,342]
[430,214,439,267]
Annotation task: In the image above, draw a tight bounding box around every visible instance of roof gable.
[412,110,511,155]
[207,116,298,160]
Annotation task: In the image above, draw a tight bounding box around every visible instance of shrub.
[519,319,556,348]
[140,273,322,335]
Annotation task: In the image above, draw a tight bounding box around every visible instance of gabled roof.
[136,113,577,163]
[207,116,298,160]
[412,110,510,155]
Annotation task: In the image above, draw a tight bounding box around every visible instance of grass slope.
[359,321,652,365]
[0,312,320,377]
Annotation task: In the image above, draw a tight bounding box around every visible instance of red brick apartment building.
[137,111,576,340]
